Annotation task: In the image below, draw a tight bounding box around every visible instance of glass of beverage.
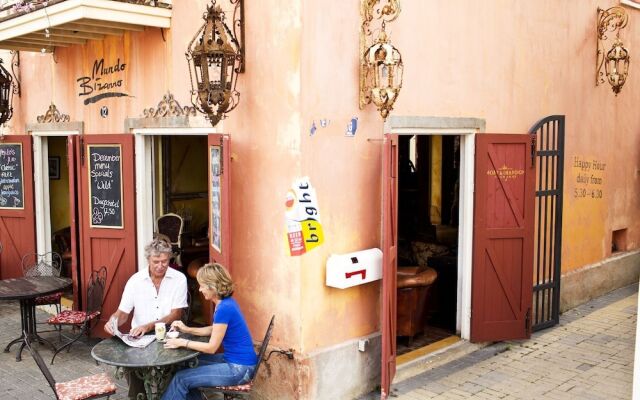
[155,322,166,341]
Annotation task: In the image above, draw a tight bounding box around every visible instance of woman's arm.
[169,320,213,337]
[164,323,227,354]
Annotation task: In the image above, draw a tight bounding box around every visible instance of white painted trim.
[392,128,477,136]
[0,0,172,43]
[132,127,216,136]
[134,133,154,271]
[31,130,79,256]
[621,0,640,10]
[458,133,475,340]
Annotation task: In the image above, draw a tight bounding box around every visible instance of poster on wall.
[88,144,123,228]
[210,146,222,252]
[285,177,324,256]
[0,143,24,209]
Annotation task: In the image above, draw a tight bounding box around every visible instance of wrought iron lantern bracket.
[596,6,630,95]
[359,0,403,120]
[186,0,245,127]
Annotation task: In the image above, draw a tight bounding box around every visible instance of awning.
[0,0,172,52]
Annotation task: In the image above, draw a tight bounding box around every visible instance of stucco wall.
[5,0,640,398]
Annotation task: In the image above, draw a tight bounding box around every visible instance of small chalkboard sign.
[0,143,24,209]
[88,144,123,228]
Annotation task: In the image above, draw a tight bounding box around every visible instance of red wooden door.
[381,134,398,399]
[78,134,136,336]
[0,136,35,279]
[471,133,535,342]
[208,134,231,271]
[67,135,81,308]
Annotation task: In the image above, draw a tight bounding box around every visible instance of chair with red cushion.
[199,315,275,400]
[22,252,64,315]
[48,266,107,364]
[24,330,116,400]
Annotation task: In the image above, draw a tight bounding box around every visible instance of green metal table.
[91,334,204,400]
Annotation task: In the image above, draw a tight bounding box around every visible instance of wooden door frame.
[29,129,81,256]
[132,128,217,271]
[384,116,485,341]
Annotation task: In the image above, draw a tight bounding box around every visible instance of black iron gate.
[528,115,565,331]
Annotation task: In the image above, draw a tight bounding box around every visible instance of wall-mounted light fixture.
[359,0,403,120]
[186,0,244,127]
[0,59,14,125]
[596,6,630,95]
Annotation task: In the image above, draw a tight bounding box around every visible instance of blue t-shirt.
[213,297,257,366]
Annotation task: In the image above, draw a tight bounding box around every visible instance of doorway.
[134,129,214,325]
[395,134,462,357]
[32,131,81,308]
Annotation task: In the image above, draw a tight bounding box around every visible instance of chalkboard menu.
[88,144,123,228]
[0,143,24,209]
[210,146,221,251]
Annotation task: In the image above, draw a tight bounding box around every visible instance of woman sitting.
[161,263,257,400]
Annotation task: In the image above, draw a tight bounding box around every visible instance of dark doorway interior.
[396,134,460,356]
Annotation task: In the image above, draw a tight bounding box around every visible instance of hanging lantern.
[0,59,14,126]
[605,39,629,95]
[186,0,244,127]
[362,27,403,119]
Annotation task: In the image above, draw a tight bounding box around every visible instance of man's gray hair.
[144,238,173,259]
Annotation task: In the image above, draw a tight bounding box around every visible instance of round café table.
[0,276,72,361]
[92,334,204,400]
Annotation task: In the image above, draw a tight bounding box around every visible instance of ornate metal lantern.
[0,59,14,125]
[186,0,244,127]
[359,0,403,120]
[362,26,403,119]
[596,7,630,95]
[605,39,629,95]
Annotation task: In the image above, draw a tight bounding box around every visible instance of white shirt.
[118,266,188,329]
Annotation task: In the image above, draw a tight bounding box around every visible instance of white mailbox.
[326,248,383,289]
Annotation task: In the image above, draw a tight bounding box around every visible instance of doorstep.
[394,336,488,383]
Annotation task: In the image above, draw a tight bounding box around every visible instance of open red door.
[471,133,535,342]
[67,135,81,308]
[0,136,35,279]
[208,134,231,271]
[381,134,398,399]
[78,134,136,336]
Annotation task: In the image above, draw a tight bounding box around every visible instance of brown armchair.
[396,266,438,342]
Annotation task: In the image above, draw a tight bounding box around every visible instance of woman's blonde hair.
[196,263,234,298]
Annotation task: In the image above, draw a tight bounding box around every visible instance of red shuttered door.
[381,134,398,399]
[67,135,81,307]
[471,134,535,342]
[78,134,136,336]
[208,134,231,271]
[0,136,35,279]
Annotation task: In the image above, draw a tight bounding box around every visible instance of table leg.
[133,366,177,400]
[3,299,57,361]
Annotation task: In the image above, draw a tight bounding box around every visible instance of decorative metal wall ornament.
[596,7,630,95]
[186,0,245,127]
[36,103,70,123]
[0,59,14,126]
[360,0,403,120]
[143,92,196,118]
[10,51,20,98]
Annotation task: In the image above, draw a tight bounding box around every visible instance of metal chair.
[24,330,116,400]
[47,266,106,364]
[200,315,275,400]
[22,252,64,326]
[156,213,184,265]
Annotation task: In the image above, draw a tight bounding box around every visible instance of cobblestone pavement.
[0,300,129,400]
[378,284,637,400]
[0,284,636,399]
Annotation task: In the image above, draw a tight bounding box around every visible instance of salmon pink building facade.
[0,0,638,398]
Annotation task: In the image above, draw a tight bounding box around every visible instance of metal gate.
[528,115,565,331]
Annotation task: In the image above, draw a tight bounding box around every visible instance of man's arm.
[129,308,183,337]
[104,309,130,336]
